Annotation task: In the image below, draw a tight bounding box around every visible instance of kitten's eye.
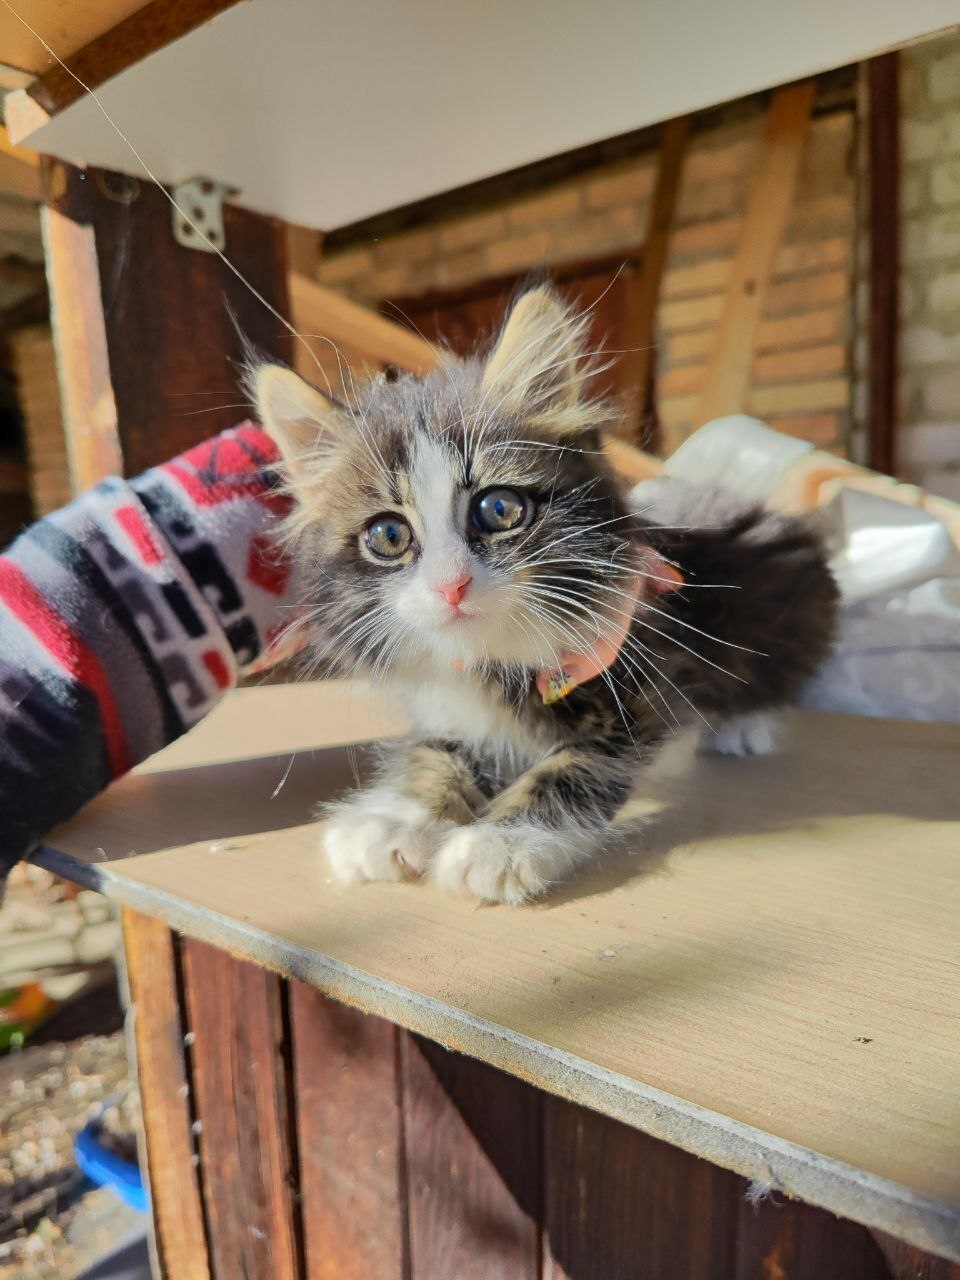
[472,487,530,534]
[364,514,412,560]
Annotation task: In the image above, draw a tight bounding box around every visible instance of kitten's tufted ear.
[252,364,350,489]
[481,286,603,436]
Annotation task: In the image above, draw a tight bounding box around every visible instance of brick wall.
[11,326,72,516]
[318,95,856,456]
[897,32,960,502]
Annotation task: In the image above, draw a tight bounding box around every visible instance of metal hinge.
[171,178,231,253]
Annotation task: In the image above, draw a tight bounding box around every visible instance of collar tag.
[535,551,683,704]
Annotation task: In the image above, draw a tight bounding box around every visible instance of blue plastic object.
[74,1124,149,1214]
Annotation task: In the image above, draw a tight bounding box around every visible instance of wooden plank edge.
[5,0,243,146]
[30,840,960,1265]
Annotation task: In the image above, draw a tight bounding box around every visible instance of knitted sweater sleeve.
[0,422,297,875]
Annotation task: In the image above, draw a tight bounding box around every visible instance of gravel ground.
[0,1033,143,1279]
[0,868,145,1280]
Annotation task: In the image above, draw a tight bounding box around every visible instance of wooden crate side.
[121,910,210,1280]
[289,983,406,1280]
[181,940,302,1279]
[873,1230,960,1279]
[543,1094,739,1280]
[402,1035,541,1280]
[734,1192,894,1279]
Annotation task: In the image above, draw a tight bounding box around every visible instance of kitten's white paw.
[699,711,780,758]
[431,822,594,906]
[322,793,451,886]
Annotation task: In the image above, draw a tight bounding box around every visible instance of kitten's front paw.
[699,711,780,758]
[431,823,573,906]
[322,795,450,886]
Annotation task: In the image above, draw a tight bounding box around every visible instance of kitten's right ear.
[252,364,349,488]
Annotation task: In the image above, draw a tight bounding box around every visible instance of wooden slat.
[736,1194,892,1278]
[617,114,689,443]
[544,1095,739,1278]
[867,53,900,476]
[693,81,816,430]
[121,910,210,1280]
[181,940,303,1279]
[5,0,242,144]
[39,159,123,488]
[289,270,440,379]
[402,1035,541,1280]
[289,985,405,1280]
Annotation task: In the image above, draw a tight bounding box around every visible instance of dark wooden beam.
[617,114,689,448]
[867,52,900,476]
[42,157,290,477]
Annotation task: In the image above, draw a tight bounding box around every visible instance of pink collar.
[535,552,683,705]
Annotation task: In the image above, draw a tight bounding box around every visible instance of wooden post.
[692,81,815,437]
[42,157,291,477]
[41,157,295,1274]
[867,53,900,476]
[40,160,123,490]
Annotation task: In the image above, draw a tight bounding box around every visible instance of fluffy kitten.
[253,286,838,904]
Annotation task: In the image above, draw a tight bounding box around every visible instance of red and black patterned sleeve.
[0,421,299,876]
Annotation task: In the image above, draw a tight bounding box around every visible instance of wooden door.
[385,252,661,449]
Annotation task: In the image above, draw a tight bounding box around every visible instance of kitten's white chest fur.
[393,669,551,767]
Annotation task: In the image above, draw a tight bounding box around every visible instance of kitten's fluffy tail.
[628,477,839,717]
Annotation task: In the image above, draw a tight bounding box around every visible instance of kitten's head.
[253,285,638,678]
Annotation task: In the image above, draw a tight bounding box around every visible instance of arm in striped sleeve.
[0,422,298,877]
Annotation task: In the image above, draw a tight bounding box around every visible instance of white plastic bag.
[655,416,960,724]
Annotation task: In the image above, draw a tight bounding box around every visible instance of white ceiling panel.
[19,0,960,227]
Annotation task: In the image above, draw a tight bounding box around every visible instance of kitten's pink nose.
[437,575,472,607]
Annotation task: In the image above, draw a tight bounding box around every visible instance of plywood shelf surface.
[36,682,960,1260]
